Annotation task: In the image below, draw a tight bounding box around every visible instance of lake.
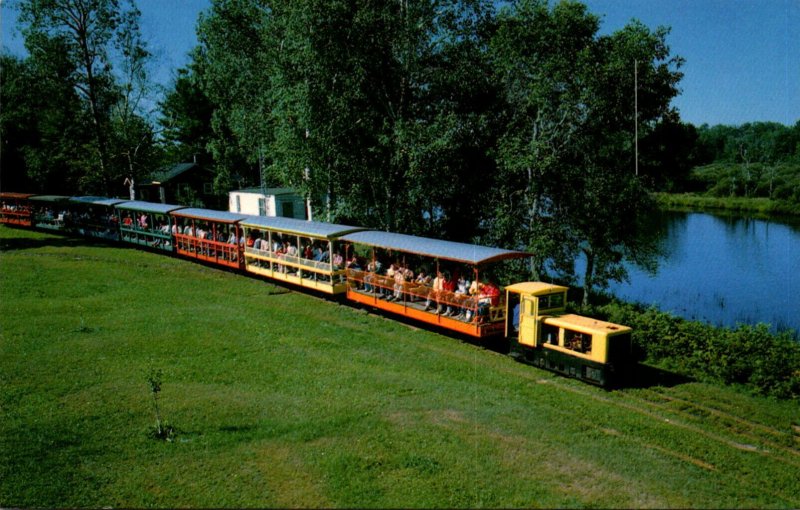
[606,210,800,334]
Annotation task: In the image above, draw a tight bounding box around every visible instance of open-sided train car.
[170,208,249,269]
[29,195,72,232]
[505,282,632,386]
[341,230,531,338]
[0,192,35,227]
[240,216,365,294]
[116,201,186,252]
[67,196,126,241]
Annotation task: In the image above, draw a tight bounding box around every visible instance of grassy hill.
[1,225,799,508]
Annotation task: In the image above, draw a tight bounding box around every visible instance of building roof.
[149,162,209,183]
[231,187,301,196]
[340,230,532,266]
[241,216,366,239]
[171,207,250,223]
[115,201,187,215]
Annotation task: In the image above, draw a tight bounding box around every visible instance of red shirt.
[483,284,500,306]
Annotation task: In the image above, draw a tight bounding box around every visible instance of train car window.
[542,324,559,345]
[564,329,592,354]
[539,292,565,310]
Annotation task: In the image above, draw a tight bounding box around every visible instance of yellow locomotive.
[505,283,633,386]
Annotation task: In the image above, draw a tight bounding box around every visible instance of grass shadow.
[627,362,693,389]
[0,235,107,252]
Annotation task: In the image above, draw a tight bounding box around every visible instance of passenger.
[425,270,444,311]
[123,214,133,227]
[346,255,361,271]
[441,272,456,315]
[364,259,382,292]
[382,264,397,299]
[332,251,343,269]
[477,280,500,322]
[391,264,406,301]
[465,279,480,322]
[453,274,469,319]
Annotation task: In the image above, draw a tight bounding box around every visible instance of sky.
[1,0,798,127]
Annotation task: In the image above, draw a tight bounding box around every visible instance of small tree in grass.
[147,367,175,441]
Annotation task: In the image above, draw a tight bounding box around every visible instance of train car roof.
[70,196,127,206]
[0,192,36,199]
[506,282,569,296]
[171,208,250,223]
[116,201,186,214]
[545,313,632,335]
[240,216,366,240]
[340,230,532,265]
[29,195,72,202]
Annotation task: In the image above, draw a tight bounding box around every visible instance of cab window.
[564,329,592,354]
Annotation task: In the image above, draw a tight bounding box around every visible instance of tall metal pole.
[634,59,639,177]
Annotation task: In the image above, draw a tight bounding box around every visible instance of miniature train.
[0,192,633,387]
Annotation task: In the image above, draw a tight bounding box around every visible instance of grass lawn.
[1,225,799,508]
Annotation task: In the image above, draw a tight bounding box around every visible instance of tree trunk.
[582,247,594,307]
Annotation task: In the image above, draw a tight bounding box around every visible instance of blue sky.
[2,0,798,127]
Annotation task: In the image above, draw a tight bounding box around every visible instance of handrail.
[346,269,506,323]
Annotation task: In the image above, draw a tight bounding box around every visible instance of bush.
[582,301,800,399]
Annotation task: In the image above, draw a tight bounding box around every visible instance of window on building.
[203,182,214,195]
[281,201,294,218]
[235,195,241,213]
[258,198,266,216]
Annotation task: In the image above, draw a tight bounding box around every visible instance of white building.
[228,187,308,219]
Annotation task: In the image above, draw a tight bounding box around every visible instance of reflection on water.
[608,211,800,334]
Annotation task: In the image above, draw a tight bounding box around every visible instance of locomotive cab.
[505,282,633,387]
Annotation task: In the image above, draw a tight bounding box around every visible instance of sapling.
[146,367,174,440]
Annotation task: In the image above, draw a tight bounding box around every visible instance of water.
[606,211,800,334]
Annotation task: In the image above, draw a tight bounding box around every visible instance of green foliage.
[488,1,682,303]
[586,300,800,399]
[13,0,159,196]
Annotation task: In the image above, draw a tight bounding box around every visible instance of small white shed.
[228,187,308,219]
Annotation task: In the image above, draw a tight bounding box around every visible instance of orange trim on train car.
[174,234,243,270]
[346,288,503,338]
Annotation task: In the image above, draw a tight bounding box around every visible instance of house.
[228,187,308,219]
[137,162,222,208]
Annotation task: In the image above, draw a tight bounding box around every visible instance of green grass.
[654,192,800,217]
[2,226,799,508]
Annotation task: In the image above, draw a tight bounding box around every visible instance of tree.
[18,0,155,195]
[490,0,683,304]
[194,0,497,238]
[158,62,215,165]
[0,48,91,194]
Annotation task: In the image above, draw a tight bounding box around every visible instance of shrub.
[582,301,800,399]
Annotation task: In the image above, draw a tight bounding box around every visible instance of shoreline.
[653,192,800,217]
